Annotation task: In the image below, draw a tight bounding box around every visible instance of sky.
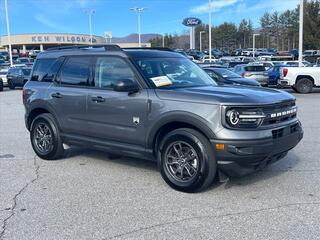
[0,0,300,38]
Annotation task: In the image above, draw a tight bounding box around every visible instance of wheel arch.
[295,75,315,86]
[147,112,216,157]
[27,105,60,131]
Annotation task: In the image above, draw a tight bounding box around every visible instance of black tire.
[8,80,15,90]
[292,86,298,92]
[295,78,313,94]
[30,113,64,160]
[0,81,3,92]
[158,128,217,193]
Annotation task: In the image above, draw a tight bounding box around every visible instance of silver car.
[234,64,269,86]
[0,68,8,86]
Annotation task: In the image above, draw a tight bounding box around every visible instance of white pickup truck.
[280,67,320,93]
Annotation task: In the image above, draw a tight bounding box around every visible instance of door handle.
[51,92,62,98]
[91,96,105,103]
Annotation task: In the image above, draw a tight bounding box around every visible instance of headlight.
[226,108,266,128]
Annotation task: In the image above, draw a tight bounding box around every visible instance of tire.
[295,78,313,94]
[158,128,217,193]
[30,113,64,160]
[8,80,15,90]
[0,81,3,92]
[292,86,298,92]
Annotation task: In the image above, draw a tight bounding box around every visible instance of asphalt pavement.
[0,88,320,240]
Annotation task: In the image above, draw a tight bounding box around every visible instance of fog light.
[215,143,225,151]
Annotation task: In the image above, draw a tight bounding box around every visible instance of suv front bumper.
[211,121,303,177]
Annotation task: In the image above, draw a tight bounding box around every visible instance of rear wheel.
[8,80,15,90]
[295,78,313,94]
[158,128,217,192]
[30,113,64,160]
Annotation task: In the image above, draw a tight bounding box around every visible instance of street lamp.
[298,0,304,67]
[208,0,212,61]
[84,9,95,45]
[130,7,146,47]
[199,31,206,52]
[4,0,13,66]
[253,33,260,58]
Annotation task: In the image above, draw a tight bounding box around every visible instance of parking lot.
[0,88,320,240]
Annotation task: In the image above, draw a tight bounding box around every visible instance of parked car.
[23,45,303,192]
[186,49,205,60]
[0,68,8,87]
[268,64,291,86]
[234,64,269,86]
[303,50,320,56]
[0,59,10,69]
[7,66,31,89]
[280,66,320,93]
[203,67,260,87]
[28,50,41,58]
[15,57,34,66]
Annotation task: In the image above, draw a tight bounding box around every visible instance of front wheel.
[30,113,64,160]
[8,80,15,90]
[158,128,217,192]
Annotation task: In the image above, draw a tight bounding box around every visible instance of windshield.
[22,69,31,76]
[213,68,241,78]
[134,57,217,89]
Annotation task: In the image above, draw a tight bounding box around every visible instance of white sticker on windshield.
[150,76,173,87]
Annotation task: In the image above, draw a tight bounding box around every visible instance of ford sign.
[182,17,202,27]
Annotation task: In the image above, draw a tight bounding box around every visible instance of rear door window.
[244,66,266,72]
[59,57,91,86]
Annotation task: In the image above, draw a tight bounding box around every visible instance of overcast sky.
[0,0,300,37]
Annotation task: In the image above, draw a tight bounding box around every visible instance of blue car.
[268,64,291,86]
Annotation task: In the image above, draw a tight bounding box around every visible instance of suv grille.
[261,100,297,126]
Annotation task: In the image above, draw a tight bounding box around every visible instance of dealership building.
[0,33,150,52]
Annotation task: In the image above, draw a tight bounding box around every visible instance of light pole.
[208,0,212,62]
[199,31,205,52]
[4,0,13,66]
[130,7,146,47]
[253,33,260,58]
[298,0,304,67]
[162,34,165,48]
[84,9,95,45]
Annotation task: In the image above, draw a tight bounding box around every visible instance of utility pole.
[200,31,205,52]
[208,0,212,62]
[298,0,304,67]
[84,9,95,45]
[4,0,13,66]
[130,7,146,47]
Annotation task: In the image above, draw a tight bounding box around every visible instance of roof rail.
[123,47,174,52]
[46,44,122,51]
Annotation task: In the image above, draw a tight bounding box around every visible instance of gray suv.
[23,45,303,192]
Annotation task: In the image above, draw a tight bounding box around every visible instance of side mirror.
[113,79,140,93]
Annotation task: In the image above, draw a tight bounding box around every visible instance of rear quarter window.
[31,58,55,81]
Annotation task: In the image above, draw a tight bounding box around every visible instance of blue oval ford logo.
[182,17,202,27]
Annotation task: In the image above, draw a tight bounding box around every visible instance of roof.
[37,45,184,59]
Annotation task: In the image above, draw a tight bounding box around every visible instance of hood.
[226,77,260,86]
[155,85,295,105]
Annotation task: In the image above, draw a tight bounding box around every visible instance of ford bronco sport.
[23,45,303,192]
